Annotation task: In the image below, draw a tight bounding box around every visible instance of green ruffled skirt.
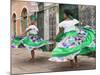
[49,28,96,62]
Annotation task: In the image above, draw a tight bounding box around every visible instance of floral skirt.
[49,28,96,62]
[11,34,53,51]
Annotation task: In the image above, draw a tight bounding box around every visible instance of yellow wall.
[11,1,30,35]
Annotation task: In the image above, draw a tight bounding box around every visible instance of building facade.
[11,0,38,36]
[11,1,96,41]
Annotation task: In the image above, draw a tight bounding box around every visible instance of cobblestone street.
[11,48,96,74]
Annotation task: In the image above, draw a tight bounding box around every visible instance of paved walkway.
[11,48,96,74]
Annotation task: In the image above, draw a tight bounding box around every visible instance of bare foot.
[28,58,35,62]
[70,65,75,68]
[69,60,75,68]
[74,62,80,68]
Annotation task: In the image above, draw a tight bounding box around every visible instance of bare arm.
[56,27,64,37]
[21,29,31,36]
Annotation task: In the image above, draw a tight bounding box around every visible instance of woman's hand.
[20,30,28,36]
[49,40,56,44]
[20,33,25,36]
[52,39,56,43]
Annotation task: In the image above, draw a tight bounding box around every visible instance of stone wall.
[78,5,96,27]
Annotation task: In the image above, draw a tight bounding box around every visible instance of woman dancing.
[49,9,95,67]
[21,22,51,62]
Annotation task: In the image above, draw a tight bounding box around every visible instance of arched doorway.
[21,8,27,33]
[12,13,16,36]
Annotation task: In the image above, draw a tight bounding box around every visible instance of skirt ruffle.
[49,28,96,62]
[11,35,52,51]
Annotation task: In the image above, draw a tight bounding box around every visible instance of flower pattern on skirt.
[29,35,43,42]
[49,29,96,62]
[58,30,88,48]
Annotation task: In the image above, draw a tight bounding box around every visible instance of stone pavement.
[11,48,96,74]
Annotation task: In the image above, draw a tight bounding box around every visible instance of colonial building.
[11,0,38,36]
[11,0,96,41]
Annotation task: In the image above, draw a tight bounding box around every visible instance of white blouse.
[58,19,79,33]
[26,25,39,35]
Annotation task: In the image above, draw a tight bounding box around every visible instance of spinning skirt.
[11,35,52,51]
[49,28,96,62]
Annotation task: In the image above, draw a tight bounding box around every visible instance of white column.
[44,9,49,40]
[56,5,59,35]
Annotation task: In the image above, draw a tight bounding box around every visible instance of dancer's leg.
[74,55,79,67]
[69,60,75,68]
[75,55,78,63]
[29,49,35,62]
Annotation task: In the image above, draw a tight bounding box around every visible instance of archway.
[21,8,27,33]
[12,13,16,36]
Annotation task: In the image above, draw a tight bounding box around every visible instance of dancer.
[20,21,51,62]
[49,9,96,67]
